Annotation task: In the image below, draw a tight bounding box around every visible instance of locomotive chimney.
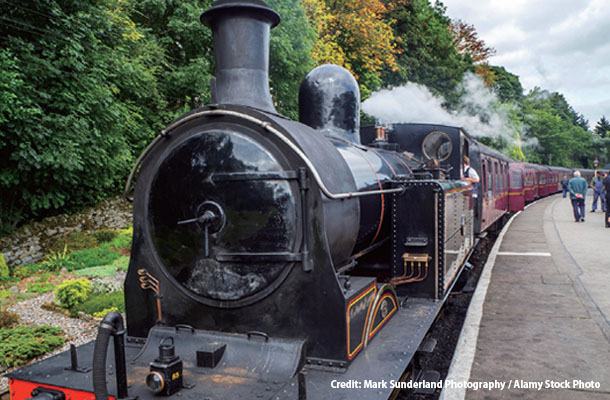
[201,0,280,113]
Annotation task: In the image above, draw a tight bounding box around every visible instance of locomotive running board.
[276,296,446,399]
[7,326,306,400]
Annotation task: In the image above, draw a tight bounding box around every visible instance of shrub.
[0,325,64,368]
[26,282,55,294]
[54,278,92,309]
[72,290,124,317]
[11,263,46,279]
[44,244,77,272]
[74,265,118,278]
[91,279,123,295]
[49,232,98,253]
[68,247,121,271]
[92,229,119,244]
[93,307,119,318]
[0,254,8,281]
[0,310,19,328]
[108,256,130,271]
[104,228,133,250]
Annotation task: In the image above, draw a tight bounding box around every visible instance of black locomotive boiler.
[6,1,477,399]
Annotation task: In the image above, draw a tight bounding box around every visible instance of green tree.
[380,0,472,105]
[127,0,214,114]
[267,0,316,119]
[129,0,313,119]
[594,116,610,138]
[0,0,166,232]
[303,0,398,97]
[489,66,524,103]
[520,88,594,167]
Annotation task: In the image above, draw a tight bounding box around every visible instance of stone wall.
[0,196,132,267]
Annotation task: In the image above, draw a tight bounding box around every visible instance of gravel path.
[0,292,99,393]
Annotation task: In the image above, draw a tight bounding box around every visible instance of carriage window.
[488,173,493,198]
[511,170,523,188]
[500,166,503,190]
[482,161,487,196]
[494,162,499,193]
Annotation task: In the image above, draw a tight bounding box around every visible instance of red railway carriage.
[508,163,525,211]
[547,169,558,194]
[470,141,510,233]
[525,163,547,199]
[551,166,571,194]
[523,166,537,202]
[538,166,550,197]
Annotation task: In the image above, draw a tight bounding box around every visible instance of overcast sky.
[439,0,610,128]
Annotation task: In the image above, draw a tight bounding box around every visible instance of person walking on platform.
[590,171,606,212]
[568,171,588,222]
[604,174,610,228]
[561,175,569,198]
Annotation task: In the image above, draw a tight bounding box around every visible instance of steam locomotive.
[5,1,582,399]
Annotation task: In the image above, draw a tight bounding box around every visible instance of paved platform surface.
[442,192,610,400]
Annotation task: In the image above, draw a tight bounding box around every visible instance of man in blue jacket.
[568,171,588,222]
[590,171,606,212]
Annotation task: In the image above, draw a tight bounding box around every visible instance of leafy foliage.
[520,88,594,167]
[594,117,610,138]
[93,307,120,318]
[102,228,133,250]
[26,282,56,294]
[490,66,524,103]
[92,279,123,295]
[91,229,119,244]
[303,0,397,97]
[74,265,120,278]
[68,247,121,271]
[44,244,76,272]
[267,0,316,119]
[0,253,8,281]
[0,310,19,328]
[54,278,92,309]
[0,0,166,232]
[0,325,64,368]
[11,263,46,279]
[449,19,496,86]
[107,256,130,271]
[380,0,472,105]
[49,232,98,253]
[72,290,125,317]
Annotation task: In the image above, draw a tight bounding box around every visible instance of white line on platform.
[439,211,521,400]
[497,251,551,256]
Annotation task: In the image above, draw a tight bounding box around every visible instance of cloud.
[440,0,610,127]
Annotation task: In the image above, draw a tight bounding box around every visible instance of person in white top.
[462,156,480,198]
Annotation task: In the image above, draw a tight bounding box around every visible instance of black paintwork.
[299,64,361,144]
[201,0,280,112]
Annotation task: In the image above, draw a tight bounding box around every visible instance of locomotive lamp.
[146,337,183,396]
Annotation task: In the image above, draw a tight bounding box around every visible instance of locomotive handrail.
[161,109,405,200]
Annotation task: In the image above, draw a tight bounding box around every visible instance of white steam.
[362,73,536,150]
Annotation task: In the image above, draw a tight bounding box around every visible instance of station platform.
[441,192,610,400]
